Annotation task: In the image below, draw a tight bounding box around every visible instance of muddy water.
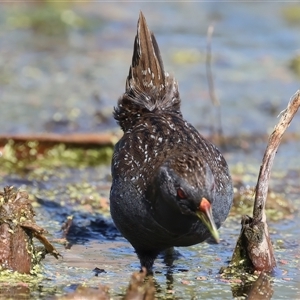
[1,2,300,299]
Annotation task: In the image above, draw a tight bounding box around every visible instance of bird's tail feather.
[114,11,181,132]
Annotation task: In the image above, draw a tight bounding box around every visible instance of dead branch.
[223,90,300,274]
[205,24,223,144]
[206,24,219,106]
[0,132,120,148]
[253,90,300,221]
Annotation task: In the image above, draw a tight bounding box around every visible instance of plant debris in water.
[0,186,60,275]
[57,284,110,300]
[232,183,295,222]
[0,140,113,174]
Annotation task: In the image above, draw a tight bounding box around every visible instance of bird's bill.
[196,198,220,243]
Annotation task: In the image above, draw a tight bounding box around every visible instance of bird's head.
[153,156,220,243]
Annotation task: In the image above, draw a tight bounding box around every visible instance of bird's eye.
[177,188,187,199]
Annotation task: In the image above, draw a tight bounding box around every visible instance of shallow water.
[2,159,299,299]
[1,2,300,299]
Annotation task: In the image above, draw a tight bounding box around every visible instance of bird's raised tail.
[114,11,181,132]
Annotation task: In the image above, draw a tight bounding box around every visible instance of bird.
[110,11,233,272]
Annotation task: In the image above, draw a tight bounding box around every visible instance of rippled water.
[0,2,300,299]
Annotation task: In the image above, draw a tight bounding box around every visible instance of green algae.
[282,5,300,26]
[1,140,113,216]
[0,140,113,175]
[5,1,100,36]
[232,185,294,222]
[0,267,43,284]
[289,53,300,77]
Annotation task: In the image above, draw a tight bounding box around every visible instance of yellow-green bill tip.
[196,198,220,243]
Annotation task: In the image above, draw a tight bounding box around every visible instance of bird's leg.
[136,250,159,275]
[163,247,176,267]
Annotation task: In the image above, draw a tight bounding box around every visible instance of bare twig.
[253,90,300,221]
[206,25,219,107]
[205,25,223,142]
[223,90,300,274]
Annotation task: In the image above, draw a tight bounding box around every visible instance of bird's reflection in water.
[150,250,190,300]
[151,270,176,300]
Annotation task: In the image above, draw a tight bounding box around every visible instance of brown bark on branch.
[253,90,300,220]
[0,186,60,274]
[224,90,300,274]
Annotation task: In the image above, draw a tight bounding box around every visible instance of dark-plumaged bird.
[110,12,233,272]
